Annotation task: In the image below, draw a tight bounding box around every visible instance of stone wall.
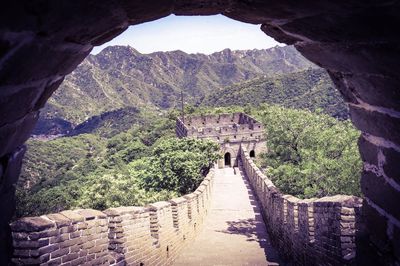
[219,140,266,168]
[176,113,264,142]
[240,146,362,265]
[1,2,400,263]
[10,168,215,265]
[176,113,266,168]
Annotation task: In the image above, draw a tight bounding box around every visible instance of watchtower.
[176,112,266,167]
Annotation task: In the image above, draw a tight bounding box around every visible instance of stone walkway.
[174,165,281,266]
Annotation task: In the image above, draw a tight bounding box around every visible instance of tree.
[255,104,362,198]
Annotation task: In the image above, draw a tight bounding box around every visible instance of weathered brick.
[45,257,61,266]
[350,105,400,146]
[13,238,49,249]
[46,213,71,228]
[362,202,390,251]
[60,238,82,249]
[82,240,95,249]
[39,243,60,255]
[50,247,69,259]
[382,146,400,183]
[28,229,59,240]
[361,170,400,221]
[61,252,79,263]
[77,209,106,220]
[70,256,87,266]
[13,249,30,258]
[358,135,379,166]
[11,216,55,232]
[60,210,85,223]
[12,257,40,265]
[69,231,81,239]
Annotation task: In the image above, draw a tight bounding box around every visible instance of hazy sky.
[91,15,283,55]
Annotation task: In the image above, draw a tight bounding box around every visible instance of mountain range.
[203,68,348,119]
[34,45,346,135]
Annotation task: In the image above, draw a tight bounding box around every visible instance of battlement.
[176,112,264,143]
[176,113,266,167]
[10,169,216,265]
[240,146,363,265]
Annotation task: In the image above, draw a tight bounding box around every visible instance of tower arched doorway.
[249,150,255,158]
[224,152,231,167]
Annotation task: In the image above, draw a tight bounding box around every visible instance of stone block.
[69,256,87,266]
[362,201,390,252]
[361,170,400,221]
[358,135,379,166]
[350,105,400,146]
[39,243,60,255]
[169,197,187,206]
[337,72,400,110]
[11,216,54,232]
[61,252,79,263]
[69,230,81,239]
[60,210,85,223]
[12,257,41,265]
[104,206,145,217]
[146,201,171,211]
[13,248,30,258]
[76,209,106,220]
[59,225,76,234]
[382,146,400,183]
[49,246,69,259]
[46,213,71,228]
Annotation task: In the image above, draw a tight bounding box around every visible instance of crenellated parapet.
[10,168,216,265]
[177,113,266,167]
[240,145,362,265]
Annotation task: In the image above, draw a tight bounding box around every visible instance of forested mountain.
[38,45,316,126]
[202,68,348,120]
[68,107,141,137]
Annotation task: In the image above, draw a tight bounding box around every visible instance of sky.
[91,15,283,55]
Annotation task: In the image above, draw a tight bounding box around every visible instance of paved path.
[174,165,281,266]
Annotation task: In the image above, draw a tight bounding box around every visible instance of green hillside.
[38,45,316,126]
[202,68,348,120]
[16,111,219,218]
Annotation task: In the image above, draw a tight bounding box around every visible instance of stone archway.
[249,150,255,158]
[1,1,400,264]
[224,152,231,166]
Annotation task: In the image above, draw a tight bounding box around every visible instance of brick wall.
[10,168,215,265]
[240,146,362,265]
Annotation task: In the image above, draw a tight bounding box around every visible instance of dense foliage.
[130,138,219,194]
[255,105,361,198]
[16,112,219,218]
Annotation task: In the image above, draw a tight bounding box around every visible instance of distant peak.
[97,45,142,56]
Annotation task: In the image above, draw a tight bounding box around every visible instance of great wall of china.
[240,146,362,265]
[11,168,215,265]
[10,113,363,265]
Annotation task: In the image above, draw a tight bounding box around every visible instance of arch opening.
[224,152,231,167]
[0,3,399,265]
[249,150,255,158]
